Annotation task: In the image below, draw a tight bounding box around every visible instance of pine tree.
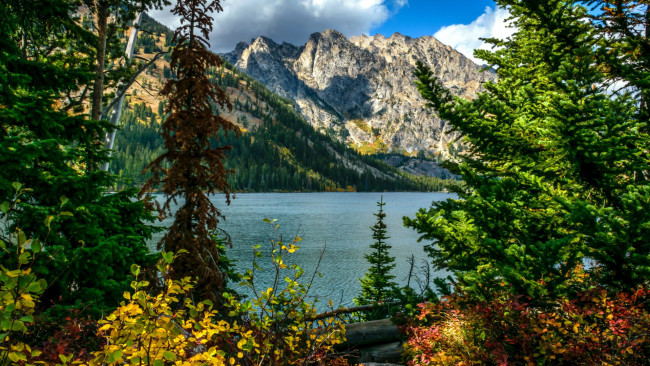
[84,0,168,122]
[405,0,650,301]
[355,197,397,309]
[585,0,650,125]
[140,0,240,304]
[0,0,156,313]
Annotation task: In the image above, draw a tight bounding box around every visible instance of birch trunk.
[100,12,142,172]
[91,1,108,121]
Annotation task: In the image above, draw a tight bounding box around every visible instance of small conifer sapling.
[355,196,398,311]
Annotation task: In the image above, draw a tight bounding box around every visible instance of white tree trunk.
[101,12,142,172]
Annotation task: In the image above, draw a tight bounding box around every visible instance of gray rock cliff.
[223,30,494,158]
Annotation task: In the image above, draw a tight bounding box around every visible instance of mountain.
[223,30,495,160]
[109,14,451,192]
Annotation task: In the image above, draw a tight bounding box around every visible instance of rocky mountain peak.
[389,31,411,40]
[249,36,278,52]
[229,41,249,60]
[223,30,495,157]
[320,29,347,40]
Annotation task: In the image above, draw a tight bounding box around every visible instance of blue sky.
[150,0,514,63]
[372,0,498,38]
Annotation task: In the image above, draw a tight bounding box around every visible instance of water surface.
[151,192,453,308]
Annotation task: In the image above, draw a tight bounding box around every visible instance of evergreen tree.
[405,0,649,301]
[355,197,398,310]
[0,0,156,313]
[585,0,650,124]
[140,0,239,305]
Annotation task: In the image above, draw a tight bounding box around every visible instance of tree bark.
[340,318,399,348]
[91,0,108,121]
[100,12,142,172]
[642,5,650,124]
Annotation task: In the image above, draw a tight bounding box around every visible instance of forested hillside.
[109,14,450,192]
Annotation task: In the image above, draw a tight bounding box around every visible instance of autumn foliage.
[1,228,346,365]
[403,284,650,365]
[141,0,240,305]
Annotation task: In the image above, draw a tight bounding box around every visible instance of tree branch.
[100,51,167,118]
[134,79,157,98]
[307,302,397,322]
[62,85,89,112]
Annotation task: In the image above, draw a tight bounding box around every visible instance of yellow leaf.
[99,324,111,331]
[8,352,26,362]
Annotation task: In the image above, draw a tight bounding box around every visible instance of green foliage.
[0,1,156,314]
[354,197,398,318]
[405,0,650,301]
[0,190,50,364]
[0,237,46,365]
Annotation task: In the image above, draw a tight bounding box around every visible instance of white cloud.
[434,6,514,65]
[149,0,406,52]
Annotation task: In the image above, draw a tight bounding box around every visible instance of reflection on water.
[150,192,453,309]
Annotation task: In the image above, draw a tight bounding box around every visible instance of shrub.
[403,282,650,365]
[0,185,50,364]
[227,219,347,365]
[92,244,346,365]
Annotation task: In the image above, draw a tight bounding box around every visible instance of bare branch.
[133,54,154,61]
[100,51,167,118]
[134,79,157,98]
[307,302,398,322]
[62,85,89,112]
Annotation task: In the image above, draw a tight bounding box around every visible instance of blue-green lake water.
[150,192,453,308]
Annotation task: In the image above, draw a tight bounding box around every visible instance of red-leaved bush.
[403,286,649,365]
[26,311,105,364]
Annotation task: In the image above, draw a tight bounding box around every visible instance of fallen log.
[341,318,399,347]
[358,341,403,364]
[307,304,376,321]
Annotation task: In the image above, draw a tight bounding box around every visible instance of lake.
[150,192,453,309]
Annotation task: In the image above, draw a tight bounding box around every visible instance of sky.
[149,0,515,64]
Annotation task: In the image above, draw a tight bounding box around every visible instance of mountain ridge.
[109,14,452,192]
[223,29,496,160]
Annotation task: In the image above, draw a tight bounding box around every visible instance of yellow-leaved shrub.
[90,253,248,365]
[90,233,346,366]
[0,196,346,366]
